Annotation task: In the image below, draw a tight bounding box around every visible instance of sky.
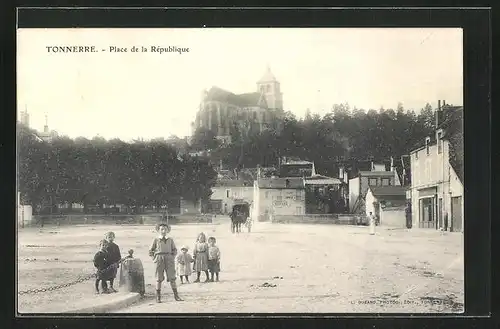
[17,28,463,141]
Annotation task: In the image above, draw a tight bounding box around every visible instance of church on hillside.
[192,66,285,145]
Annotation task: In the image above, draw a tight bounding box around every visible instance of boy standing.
[207,236,221,282]
[104,231,122,292]
[149,223,183,303]
[93,239,110,294]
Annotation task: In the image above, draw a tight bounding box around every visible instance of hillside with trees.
[198,103,442,178]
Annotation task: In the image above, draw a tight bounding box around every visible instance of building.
[253,177,305,222]
[409,101,463,231]
[20,109,30,127]
[304,174,344,213]
[36,115,59,142]
[349,162,400,214]
[193,66,285,144]
[279,158,316,177]
[209,179,254,214]
[277,158,346,214]
[365,186,407,228]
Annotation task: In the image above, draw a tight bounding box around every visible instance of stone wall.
[271,214,368,225]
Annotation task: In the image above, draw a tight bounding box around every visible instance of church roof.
[205,86,267,108]
[258,66,277,83]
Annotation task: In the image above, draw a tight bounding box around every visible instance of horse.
[230,210,245,233]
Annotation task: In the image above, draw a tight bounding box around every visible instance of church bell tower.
[256,65,283,110]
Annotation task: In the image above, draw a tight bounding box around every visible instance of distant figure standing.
[369,212,376,235]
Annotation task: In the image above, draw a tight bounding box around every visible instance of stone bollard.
[119,249,145,296]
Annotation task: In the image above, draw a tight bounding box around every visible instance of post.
[21,203,25,228]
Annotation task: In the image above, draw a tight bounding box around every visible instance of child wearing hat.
[104,231,122,292]
[149,223,182,302]
[176,245,194,284]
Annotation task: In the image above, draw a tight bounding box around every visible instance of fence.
[271,214,368,225]
[24,213,214,228]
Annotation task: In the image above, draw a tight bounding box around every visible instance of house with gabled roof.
[193,66,285,144]
[408,101,463,232]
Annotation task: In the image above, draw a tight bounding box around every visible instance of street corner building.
[192,66,285,145]
[408,102,464,232]
[365,185,408,228]
[253,177,306,222]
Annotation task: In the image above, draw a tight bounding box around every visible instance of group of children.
[93,231,123,294]
[92,223,221,303]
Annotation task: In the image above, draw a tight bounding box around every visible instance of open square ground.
[17,218,463,313]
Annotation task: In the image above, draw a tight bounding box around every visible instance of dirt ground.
[17,218,464,313]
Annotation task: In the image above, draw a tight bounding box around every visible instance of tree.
[190,127,220,151]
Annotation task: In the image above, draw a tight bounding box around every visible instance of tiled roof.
[214,179,251,187]
[358,171,395,177]
[257,177,304,189]
[205,87,267,108]
[305,175,342,185]
[369,186,407,198]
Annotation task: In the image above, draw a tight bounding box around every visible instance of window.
[425,137,430,155]
[226,189,230,198]
[265,191,270,199]
[266,85,271,92]
[437,131,443,154]
[296,207,302,215]
[295,190,302,201]
[369,178,378,186]
[415,151,419,159]
[382,178,390,186]
[276,195,282,201]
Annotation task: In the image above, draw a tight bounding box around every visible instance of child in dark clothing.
[104,231,122,293]
[93,239,110,294]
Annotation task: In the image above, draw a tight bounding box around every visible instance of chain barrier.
[18,259,123,295]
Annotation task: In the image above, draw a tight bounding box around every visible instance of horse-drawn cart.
[230,202,251,233]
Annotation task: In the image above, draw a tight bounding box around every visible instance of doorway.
[419,197,435,228]
[451,196,463,232]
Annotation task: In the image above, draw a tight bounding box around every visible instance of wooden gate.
[451,196,463,232]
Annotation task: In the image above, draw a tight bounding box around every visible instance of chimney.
[435,100,442,129]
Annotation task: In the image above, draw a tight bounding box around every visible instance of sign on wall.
[273,200,290,207]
